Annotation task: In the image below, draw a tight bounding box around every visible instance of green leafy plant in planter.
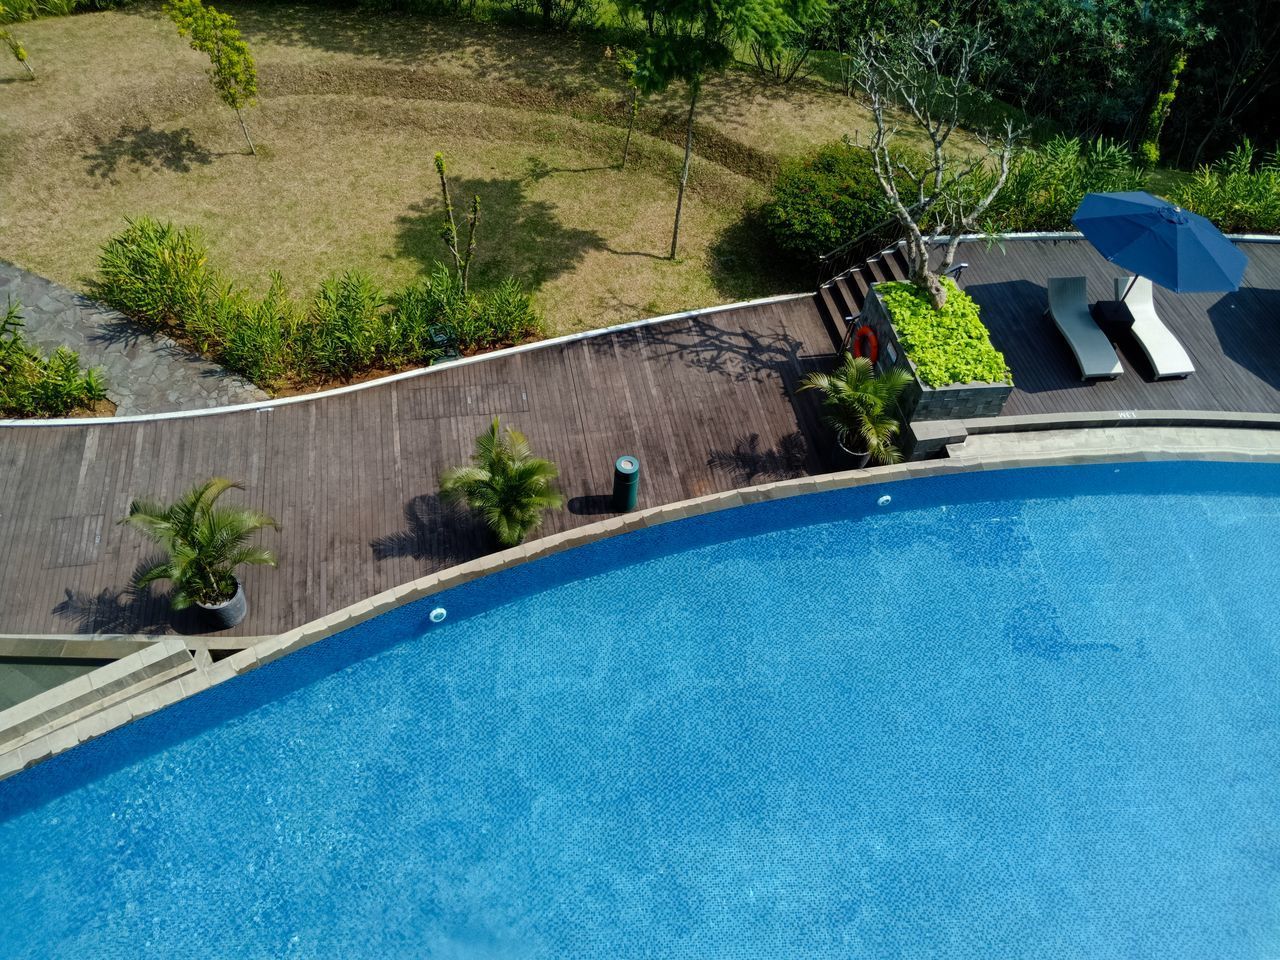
[801,354,911,467]
[877,278,1011,388]
[120,477,278,628]
[441,417,563,547]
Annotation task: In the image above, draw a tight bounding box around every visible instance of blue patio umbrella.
[1071,191,1248,297]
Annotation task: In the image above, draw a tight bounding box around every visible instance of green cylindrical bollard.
[612,455,640,512]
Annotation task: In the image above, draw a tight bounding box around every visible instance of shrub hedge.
[878,278,1011,388]
[983,136,1147,231]
[761,140,891,263]
[94,217,544,392]
[765,135,1278,267]
[1,300,107,416]
[1171,140,1280,235]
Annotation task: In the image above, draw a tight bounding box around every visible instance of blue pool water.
[2,461,1279,959]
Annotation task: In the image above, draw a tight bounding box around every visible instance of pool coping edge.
[4,443,1280,781]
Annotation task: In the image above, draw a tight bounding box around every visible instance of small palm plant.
[800,354,912,466]
[120,477,278,610]
[441,418,563,547]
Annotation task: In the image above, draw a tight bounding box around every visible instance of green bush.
[94,217,216,330]
[304,270,386,379]
[216,273,297,386]
[0,0,129,23]
[0,300,107,417]
[94,218,545,391]
[878,279,1011,388]
[762,140,892,262]
[1172,140,1280,234]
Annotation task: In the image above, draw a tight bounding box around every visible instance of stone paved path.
[0,262,266,416]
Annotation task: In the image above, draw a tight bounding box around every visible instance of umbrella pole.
[1119,275,1139,302]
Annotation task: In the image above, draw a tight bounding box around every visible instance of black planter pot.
[834,439,872,470]
[198,579,248,630]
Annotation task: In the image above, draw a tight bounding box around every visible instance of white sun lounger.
[1115,276,1194,380]
[1046,276,1123,380]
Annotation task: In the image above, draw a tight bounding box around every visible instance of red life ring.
[851,324,879,364]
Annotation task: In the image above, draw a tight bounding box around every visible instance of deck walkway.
[1,236,1278,638]
[0,298,832,636]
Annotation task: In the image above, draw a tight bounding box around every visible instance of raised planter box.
[862,284,1012,423]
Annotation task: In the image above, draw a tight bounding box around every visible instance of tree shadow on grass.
[394,174,606,290]
[370,493,490,565]
[221,2,618,93]
[707,205,809,304]
[82,126,215,181]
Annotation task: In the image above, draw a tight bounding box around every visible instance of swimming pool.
[2,461,1278,958]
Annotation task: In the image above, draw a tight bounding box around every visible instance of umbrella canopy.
[1071,191,1248,294]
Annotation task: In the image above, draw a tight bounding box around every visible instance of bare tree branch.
[853,24,1024,309]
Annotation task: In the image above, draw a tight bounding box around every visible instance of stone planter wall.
[861,285,1012,424]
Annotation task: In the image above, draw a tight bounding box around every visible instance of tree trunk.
[669,83,699,261]
[621,89,638,170]
[236,107,257,157]
[541,0,552,28]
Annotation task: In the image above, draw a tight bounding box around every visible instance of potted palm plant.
[121,477,279,629]
[800,354,911,468]
[441,417,563,547]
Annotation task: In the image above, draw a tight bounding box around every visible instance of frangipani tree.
[166,0,259,156]
[857,24,1023,309]
[620,0,826,259]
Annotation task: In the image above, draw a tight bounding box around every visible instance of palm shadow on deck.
[51,586,210,636]
[370,494,491,565]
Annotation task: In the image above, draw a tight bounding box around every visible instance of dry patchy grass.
[0,2,921,332]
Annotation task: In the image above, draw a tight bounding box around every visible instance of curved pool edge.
[5,437,1280,781]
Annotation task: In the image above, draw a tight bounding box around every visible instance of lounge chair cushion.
[1047,277,1123,380]
[1115,277,1194,379]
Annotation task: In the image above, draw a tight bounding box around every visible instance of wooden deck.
[0,299,835,637]
[953,237,1280,416]
[1,235,1278,638]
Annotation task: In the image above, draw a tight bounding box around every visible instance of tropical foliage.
[94,217,544,391]
[878,278,1011,388]
[1171,141,1280,235]
[121,477,278,609]
[0,300,107,417]
[0,0,119,22]
[440,418,563,547]
[983,136,1147,231]
[800,353,912,465]
[765,136,1159,262]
